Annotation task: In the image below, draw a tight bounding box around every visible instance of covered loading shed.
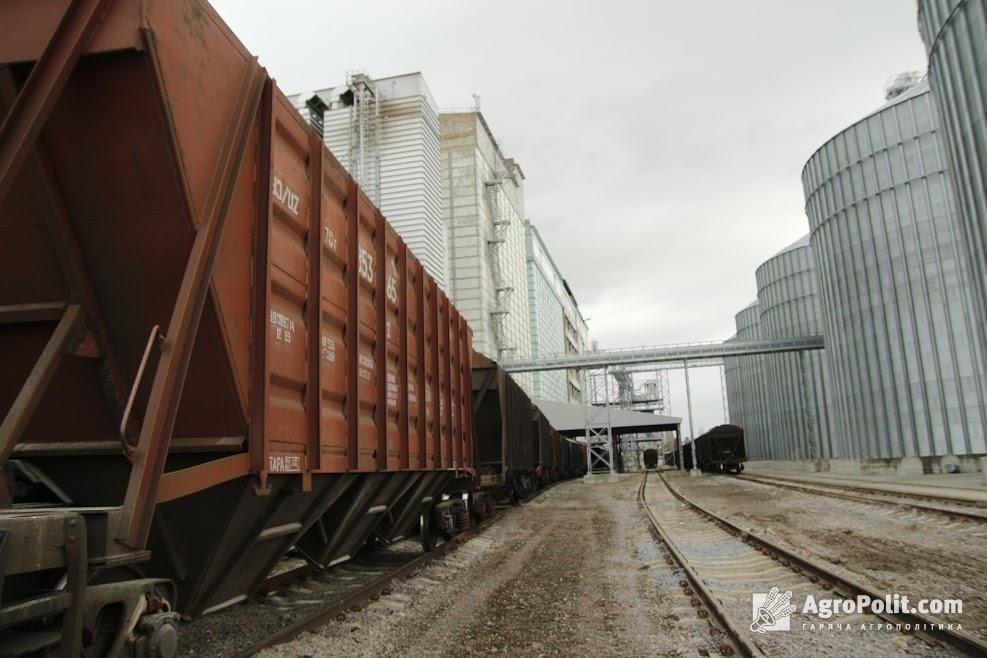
[533,399,681,473]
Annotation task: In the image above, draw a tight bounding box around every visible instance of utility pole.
[604,367,616,474]
[683,359,700,476]
[720,363,729,424]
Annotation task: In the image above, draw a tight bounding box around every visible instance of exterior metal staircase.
[485,179,514,357]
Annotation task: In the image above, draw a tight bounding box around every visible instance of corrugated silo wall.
[291,87,448,290]
[755,236,839,461]
[802,80,987,460]
[734,303,773,460]
[723,336,745,434]
[918,0,987,377]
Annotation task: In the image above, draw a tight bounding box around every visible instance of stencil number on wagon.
[270,310,295,344]
[323,225,338,251]
[385,272,399,304]
[321,334,336,363]
[272,176,300,216]
[358,246,374,284]
[269,454,301,473]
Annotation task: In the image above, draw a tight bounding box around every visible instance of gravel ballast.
[673,474,987,640]
[256,476,720,657]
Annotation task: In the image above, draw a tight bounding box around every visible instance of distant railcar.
[662,426,744,473]
[642,448,659,469]
[572,439,587,476]
[472,354,538,500]
[694,425,746,473]
[560,437,586,478]
[532,407,559,485]
[662,440,693,470]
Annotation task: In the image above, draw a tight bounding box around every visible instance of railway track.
[179,516,501,658]
[241,517,502,658]
[181,483,560,658]
[638,471,987,657]
[736,473,987,522]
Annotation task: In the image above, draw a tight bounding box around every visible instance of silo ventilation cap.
[884,71,924,100]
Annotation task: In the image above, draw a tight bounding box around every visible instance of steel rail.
[637,472,759,657]
[232,512,504,658]
[657,471,987,656]
[234,481,563,657]
[258,477,564,594]
[735,473,987,523]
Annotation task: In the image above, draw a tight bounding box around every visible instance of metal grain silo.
[918,0,987,370]
[723,335,745,433]
[755,235,840,462]
[733,302,773,460]
[802,78,987,461]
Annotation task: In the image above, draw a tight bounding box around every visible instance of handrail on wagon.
[500,335,825,372]
[119,325,162,454]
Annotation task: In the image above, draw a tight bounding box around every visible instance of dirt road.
[259,476,720,657]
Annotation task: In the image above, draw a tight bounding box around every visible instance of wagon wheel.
[87,563,146,586]
[419,504,437,552]
[84,570,176,658]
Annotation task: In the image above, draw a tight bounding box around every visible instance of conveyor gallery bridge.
[500,335,826,475]
[499,336,825,373]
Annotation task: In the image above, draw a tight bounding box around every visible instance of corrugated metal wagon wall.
[802,79,987,460]
[471,355,536,485]
[918,0,987,375]
[733,303,773,460]
[755,235,839,461]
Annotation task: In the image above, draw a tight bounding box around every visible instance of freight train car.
[472,355,539,501]
[560,435,574,476]
[663,439,693,470]
[663,427,745,473]
[0,1,479,654]
[569,438,588,477]
[532,408,564,485]
[693,425,745,473]
[565,437,588,477]
[532,406,551,485]
[642,448,659,469]
[549,427,563,480]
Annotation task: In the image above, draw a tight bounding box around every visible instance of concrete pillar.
[897,456,924,477]
[940,454,960,474]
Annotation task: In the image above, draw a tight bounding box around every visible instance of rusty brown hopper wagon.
[0,0,473,651]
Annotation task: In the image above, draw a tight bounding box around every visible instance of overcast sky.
[211,0,929,435]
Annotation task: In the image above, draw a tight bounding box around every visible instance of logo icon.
[751,586,796,633]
